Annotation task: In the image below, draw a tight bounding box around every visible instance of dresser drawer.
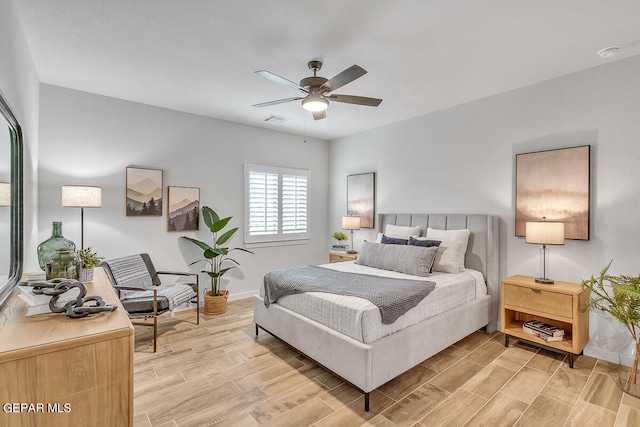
[503,283,573,318]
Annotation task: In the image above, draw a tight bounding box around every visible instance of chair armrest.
[112,285,157,292]
[156,271,197,277]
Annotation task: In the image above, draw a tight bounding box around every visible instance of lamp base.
[534,277,555,284]
[347,250,357,254]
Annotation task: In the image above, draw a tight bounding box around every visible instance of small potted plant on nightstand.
[332,231,348,251]
[582,261,640,397]
[77,247,103,282]
[181,206,253,315]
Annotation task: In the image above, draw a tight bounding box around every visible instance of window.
[244,164,309,244]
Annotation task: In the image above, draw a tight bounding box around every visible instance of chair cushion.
[120,283,198,314]
[103,255,153,298]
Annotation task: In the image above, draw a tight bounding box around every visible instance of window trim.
[244,164,310,245]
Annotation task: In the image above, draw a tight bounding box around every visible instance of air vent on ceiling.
[263,114,290,124]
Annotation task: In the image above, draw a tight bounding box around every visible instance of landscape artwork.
[126,167,163,216]
[347,172,375,228]
[516,145,590,240]
[168,186,200,231]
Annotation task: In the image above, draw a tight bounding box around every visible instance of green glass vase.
[45,248,81,281]
[37,222,76,271]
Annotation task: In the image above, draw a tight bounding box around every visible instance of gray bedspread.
[263,265,436,324]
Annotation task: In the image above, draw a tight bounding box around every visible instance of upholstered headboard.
[378,213,500,332]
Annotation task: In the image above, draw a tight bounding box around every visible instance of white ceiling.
[13,0,640,141]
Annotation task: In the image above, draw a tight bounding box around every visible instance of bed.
[253,213,499,411]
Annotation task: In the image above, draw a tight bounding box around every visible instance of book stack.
[523,320,565,342]
[331,245,348,252]
[18,278,80,316]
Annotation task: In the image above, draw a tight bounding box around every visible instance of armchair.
[102,253,199,352]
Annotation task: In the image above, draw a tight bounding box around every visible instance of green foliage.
[332,231,348,241]
[582,261,640,343]
[77,247,103,268]
[181,206,253,296]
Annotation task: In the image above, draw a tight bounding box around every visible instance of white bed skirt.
[254,293,491,393]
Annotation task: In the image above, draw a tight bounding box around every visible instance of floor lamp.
[525,219,565,284]
[342,215,361,254]
[62,185,102,250]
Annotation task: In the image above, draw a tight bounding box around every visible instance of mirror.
[0,90,23,310]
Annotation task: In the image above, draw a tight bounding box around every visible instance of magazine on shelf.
[522,325,564,342]
[523,320,565,337]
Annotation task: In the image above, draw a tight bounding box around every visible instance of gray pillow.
[381,235,408,245]
[355,241,438,277]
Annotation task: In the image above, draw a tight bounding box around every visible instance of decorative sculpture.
[28,278,117,318]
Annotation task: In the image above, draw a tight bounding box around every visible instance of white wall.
[328,55,640,362]
[0,0,40,273]
[37,85,329,300]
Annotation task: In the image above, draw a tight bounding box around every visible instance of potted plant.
[77,247,103,282]
[181,206,253,315]
[582,261,640,397]
[332,231,348,250]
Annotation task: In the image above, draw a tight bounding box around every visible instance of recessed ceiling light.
[597,46,620,59]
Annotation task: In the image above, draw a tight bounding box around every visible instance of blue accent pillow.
[381,235,408,245]
[408,237,441,248]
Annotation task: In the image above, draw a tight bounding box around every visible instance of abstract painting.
[168,186,200,231]
[126,167,163,216]
[347,172,375,228]
[516,145,590,240]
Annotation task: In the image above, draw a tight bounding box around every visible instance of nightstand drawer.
[330,252,358,263]
[503,283,573,318]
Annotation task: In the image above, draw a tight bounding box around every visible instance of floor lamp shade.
[62,185,102,250]
[525,220,565,284]
[0,182,10,207]
[62,185,102,208]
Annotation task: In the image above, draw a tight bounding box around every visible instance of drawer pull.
[531,288,542,293]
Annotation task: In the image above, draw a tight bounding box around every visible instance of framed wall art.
[126,167,163,216]
[516,145,590,240]
[347,172,375,228]
[167,186,200,231]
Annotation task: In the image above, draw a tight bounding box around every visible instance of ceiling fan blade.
[312,110,326,120]
[320,65,367,92]
[252,97,303,108]
[327,94,382,107]
[255,70,307,92]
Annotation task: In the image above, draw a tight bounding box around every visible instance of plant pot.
[203,289,229,315]
[79,267,94,282]
[618,338,640,398]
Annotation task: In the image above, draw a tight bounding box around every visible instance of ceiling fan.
[253,60,382,120]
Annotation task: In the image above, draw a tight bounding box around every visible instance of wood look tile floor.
[133,299,640,427]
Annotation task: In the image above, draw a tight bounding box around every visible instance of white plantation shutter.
[282,173,308,234]
[248,170,279,236]
[245,165,310,244]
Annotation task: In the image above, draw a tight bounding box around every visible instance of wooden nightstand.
[329,251,358,263]
[500,275,589,368]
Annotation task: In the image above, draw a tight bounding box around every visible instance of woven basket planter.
[203,289,229,315]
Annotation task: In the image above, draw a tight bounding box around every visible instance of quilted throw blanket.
[264,265,436,324]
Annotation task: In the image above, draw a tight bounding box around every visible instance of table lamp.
[525,218,565,284]
[341,215,361,254]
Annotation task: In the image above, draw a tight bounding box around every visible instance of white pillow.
[432,240,462,273]
[385,224,421,240]
[426,228,470,270]
[375,232,383,243]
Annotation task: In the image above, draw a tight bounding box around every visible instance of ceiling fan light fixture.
[302,95,328,112]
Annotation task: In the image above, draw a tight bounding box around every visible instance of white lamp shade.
[342,215,361,230]
[0,182,10,207]
[62,185,102,208]
[525,221,565,245]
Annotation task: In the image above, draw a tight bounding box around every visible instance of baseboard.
[228,289,259,301]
